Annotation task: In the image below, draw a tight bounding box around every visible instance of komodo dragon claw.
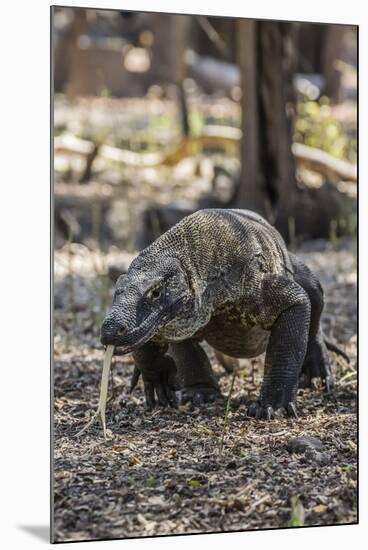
[247,400,298,419]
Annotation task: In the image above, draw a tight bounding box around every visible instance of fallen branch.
[54,133,96,156]
[196,17,232,60]
[55,129,357,183]
[55,127,240,169]
[292,142,357,182]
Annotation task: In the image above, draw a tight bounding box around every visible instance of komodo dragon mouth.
[101,297,185,353]
[101,310,162,353]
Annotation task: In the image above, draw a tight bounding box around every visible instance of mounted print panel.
[51,5,357,543]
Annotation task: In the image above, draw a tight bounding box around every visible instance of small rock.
[303,449,331,465]
[287,436,323,454]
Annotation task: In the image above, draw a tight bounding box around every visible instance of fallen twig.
[75,345,115,439]
[218,371,237,455]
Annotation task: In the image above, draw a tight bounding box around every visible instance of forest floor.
[53,237,357,542]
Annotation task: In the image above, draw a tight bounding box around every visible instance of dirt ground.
[53,237,357,543]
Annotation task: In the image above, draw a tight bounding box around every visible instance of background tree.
[236,20,298,238]
[236,20,356,241]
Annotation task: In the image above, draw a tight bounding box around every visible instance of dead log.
[187,54,240,94]
[54,133,96,156]
[54,128,357,183]
[54,128,241,169]
[292,142,357,182]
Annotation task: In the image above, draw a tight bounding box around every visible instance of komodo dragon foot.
[130,341,223,410]
[130,367,222,409]
[176,384,222,407]
[247,400,298,420]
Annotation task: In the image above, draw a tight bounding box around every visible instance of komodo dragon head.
[100,250,209,353]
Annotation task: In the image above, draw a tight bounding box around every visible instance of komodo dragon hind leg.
[168,341,223,406]
[289,254,335,392]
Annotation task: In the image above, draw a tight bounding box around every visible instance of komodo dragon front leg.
[247,275,311,420]
[132,342,178,409]
[131,340,221,409]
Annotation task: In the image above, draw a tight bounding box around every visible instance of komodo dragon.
[100,208,348,419]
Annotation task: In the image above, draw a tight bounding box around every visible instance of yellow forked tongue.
[76,345,115,439]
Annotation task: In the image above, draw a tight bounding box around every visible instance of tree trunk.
[322,26,345,102]
[150,14,188,84]
[54,8,89,93]
[297,24,347,102]
[150,15,189,135]
[236,20,263,214]
[236,20,298,238]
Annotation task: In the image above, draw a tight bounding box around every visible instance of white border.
[0,1,365,548]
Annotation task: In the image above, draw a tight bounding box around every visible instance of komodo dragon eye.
[146,286,162,300]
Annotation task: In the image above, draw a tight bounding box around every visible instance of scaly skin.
[101,208,343,419]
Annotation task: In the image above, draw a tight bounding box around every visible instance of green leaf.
[288,496,305,527]
[189,479,201,488]
[145,476,158,487]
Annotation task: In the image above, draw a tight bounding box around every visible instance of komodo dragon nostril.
[118,326,126,334]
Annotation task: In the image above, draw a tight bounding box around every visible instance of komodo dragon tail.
[324,338,350,363]
[129,366,141,393]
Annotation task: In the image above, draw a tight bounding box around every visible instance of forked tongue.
[75,345,115,439]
